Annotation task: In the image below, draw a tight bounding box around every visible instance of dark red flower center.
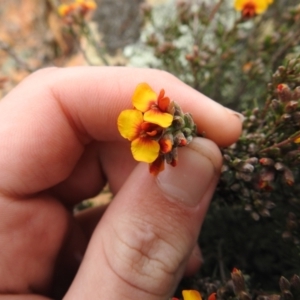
[242,3,256,18]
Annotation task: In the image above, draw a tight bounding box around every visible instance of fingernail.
[156,137,219,207]
[226,108,245,123]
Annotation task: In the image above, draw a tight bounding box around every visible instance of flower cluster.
[117,83,197,175]
[58,0,97,19]
[217,58,300,224]
[234,0,274,18]
[180,270,300,299]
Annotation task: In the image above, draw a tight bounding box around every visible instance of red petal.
[149,155,165,175]
[208,293,217,300]
[157,89,170,112]
[159,138,173,153]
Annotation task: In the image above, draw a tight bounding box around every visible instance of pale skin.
[0,67,242,299]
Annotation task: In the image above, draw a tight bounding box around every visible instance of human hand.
[0,67,242,299]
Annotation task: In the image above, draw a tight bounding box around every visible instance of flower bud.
[290,274,300,290]
[183,113,195,128]
[182,127,192,136]
[244,204,252,211]
[260,168,275,182]
[257,296,280,300]
[216,284,234,299]
[221,165,229,173]
[159,133,174,154]
[251,211,260,221]
[245,157,258,165]
[259,158,274,166]
[282,231,292,240]
[172,102,184,117]
[279,276,291,292]
[271,99,281,110]
[186,135,193,143]
[231,268,246,294]
[237,172,253,182]
[146,33,159,47]
[223,154,231,162]
[165,147,178,166]
[157,42,175,54]
[185,53,194,61]
[265,201,276,209]
[278,66,286,74]
[285,100,298,113]
[283,168,294,186]
[274,162,285,171]
[254,199,263,208]
[172,115,185,129]
[281,113,291,122]
[239,291,251,300]
[174,131,187,146]
[230,183,240,191]
[281,290,293,300]
[241,163,255,173]
[293,86,300,99]
[277,83,292,102]
[292,111,300,124]
[260,208,271,217]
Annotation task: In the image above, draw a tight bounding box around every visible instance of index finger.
[48,66,242,144]
[0,67,241,196]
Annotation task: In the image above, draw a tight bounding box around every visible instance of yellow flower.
[182,290,203,300]
[117,82,196,175]
[75,0,97,12]
[117,83,174,164]
[58,4,74,17]
[58,0,96,17]
[234,0,273,18]
[118,110,162,163]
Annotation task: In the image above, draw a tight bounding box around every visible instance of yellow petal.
[254,1,269,14]
[182,290,202,300]
[144,109,173,128]
[132,83,157,112]
[57,4,71,16]
[294,137,300,143]
[234,0,269,13]
[80,0,97,9]
[117,109,143,141]
[85,1,97,9]
[234,0,245,10]
[131,138,160,163]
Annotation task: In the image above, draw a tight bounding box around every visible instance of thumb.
[65,137,222,300]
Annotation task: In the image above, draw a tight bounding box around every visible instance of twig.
[271,29,300,68]
[260,131,300,153]
[0,40,34,72]
[208,0,223,23]
[80,21,109,66]
[196,0,223,46]
[68,26,95,65]
[217,239,226,283]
